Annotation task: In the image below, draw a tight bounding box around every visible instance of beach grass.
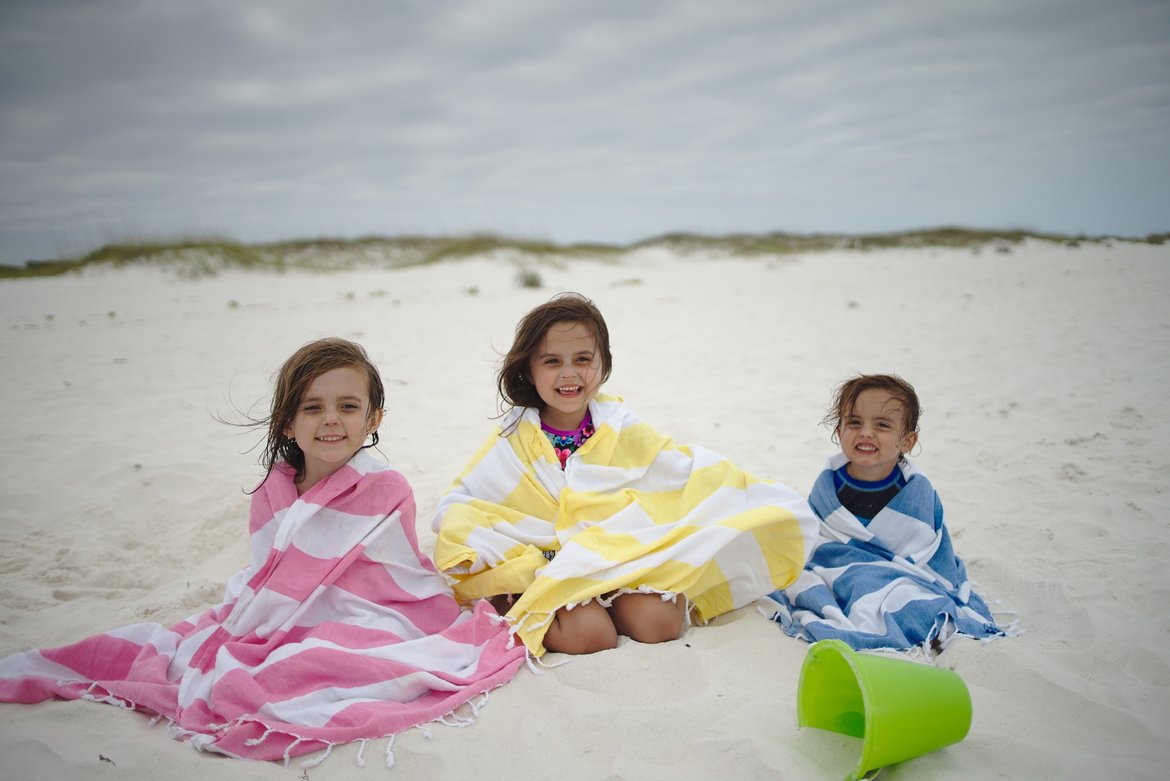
[1,227,1161,279]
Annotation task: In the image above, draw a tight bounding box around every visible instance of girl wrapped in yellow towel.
[431,293,818,656]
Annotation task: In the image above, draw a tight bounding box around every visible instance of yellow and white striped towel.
[431,394,818,656]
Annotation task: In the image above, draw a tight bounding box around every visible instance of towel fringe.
[355,738,368,768]
[167,720,203,742]
[299,741,333,768]
[282,737,306,767]
[994,619,1024,639]
[436,712,473,728]
[63,680,138,712]
[597,586,680,608]
[526,648,571,675]
[524,611,555,634]
[244,725,276,747]
[757,603,775,620]
[385,734,397,769]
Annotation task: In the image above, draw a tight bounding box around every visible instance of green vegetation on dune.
[0,238,279,279]
[634,226,1122,255]
[80,239,269,266]
[380,233,624,264]
[1,227,1161,279]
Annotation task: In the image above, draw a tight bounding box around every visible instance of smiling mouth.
[317,435,346,443]
[556,385,582,395]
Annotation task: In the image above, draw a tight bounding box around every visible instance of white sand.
[1,240,1168,780]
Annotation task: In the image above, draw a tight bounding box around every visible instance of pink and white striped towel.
[0,451,525,763]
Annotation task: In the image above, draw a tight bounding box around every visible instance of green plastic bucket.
[797,639,972,781]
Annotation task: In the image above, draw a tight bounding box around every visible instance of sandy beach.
[2,239,1168,780]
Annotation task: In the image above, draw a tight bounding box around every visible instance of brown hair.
[256,338,385,488]
[825,373,921,440]
[497,292,613,413]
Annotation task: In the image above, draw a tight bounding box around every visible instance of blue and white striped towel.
[761,453,1006,650]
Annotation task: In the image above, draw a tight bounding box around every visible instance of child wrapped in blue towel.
[762,374,1007,651]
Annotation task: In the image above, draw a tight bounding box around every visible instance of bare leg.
[542,601,618,655]
[609,592,687,644]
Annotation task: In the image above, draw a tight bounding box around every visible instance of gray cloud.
[2,0,1168,263]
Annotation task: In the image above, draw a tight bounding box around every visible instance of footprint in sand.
[0,554,32,575]
[50,588,85,602]
[1110,406,1144,431]
[1063,432,1107,446]
[51,585,130,602]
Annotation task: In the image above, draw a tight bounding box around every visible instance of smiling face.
[283,366,382,493]
[838,388,919,481]
[528,321,603,430]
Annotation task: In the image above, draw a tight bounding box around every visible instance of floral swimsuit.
[540,412,595,563]
[542,411,595,470]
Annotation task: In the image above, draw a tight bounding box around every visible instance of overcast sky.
[1,0,1167,264]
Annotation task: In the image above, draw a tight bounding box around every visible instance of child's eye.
[302,404,321,412]
[575,355,593,364]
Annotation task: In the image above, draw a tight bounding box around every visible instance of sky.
[1,0,1168,265]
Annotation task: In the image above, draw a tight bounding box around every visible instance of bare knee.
[543,601,618,655]
[610,593,686,644]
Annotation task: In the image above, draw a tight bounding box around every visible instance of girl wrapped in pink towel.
[0,338,525,764]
